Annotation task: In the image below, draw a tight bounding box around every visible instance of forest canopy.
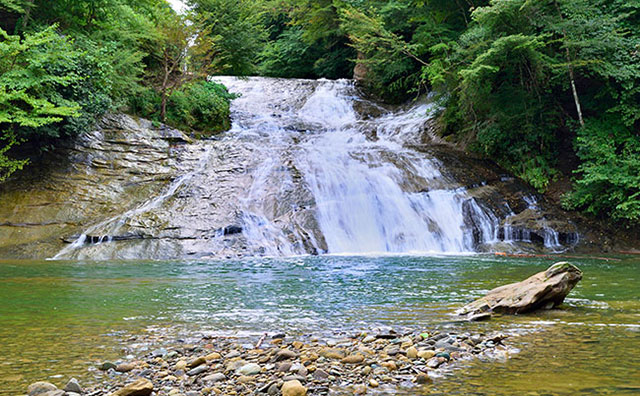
[1,0,638,224]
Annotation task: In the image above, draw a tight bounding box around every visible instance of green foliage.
[189,0,267,76]
[130,81,234,135]
[0,26,80,180]
[563,118,640,223]
[259,27,317,78]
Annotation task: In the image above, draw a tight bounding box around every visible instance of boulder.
[110,378,153,396]
[458,262,582,317]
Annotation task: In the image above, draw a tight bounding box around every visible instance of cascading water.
[218,77,499,254]
[52,77,573,259]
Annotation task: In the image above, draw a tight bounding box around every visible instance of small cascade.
[52,147,214,259]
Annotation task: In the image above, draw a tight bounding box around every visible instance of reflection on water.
[0,255,638,394]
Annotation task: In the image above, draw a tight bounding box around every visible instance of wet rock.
[459,262,583,316]
[100,362,117,371]
[426,357,443,369]
[281,380,307,396]
[28,382,58,396]
[111,378,153,396]
[415,373,431,384]
[63,378,83,394]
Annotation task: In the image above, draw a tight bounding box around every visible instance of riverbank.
[27,327,516,396]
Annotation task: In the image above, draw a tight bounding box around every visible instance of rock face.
[458,262,583,317]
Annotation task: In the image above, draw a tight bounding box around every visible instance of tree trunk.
[566,47,584,127]
[161,52,169,122]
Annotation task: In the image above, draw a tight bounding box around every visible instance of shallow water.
[0,255,638,394]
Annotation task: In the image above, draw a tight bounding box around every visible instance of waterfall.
[219,77,499,254]
[52,77,572,259]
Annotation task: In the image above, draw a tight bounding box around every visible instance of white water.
[220,78,499,254]
[53,77,572,259]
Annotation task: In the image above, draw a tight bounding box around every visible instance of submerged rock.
[458,262,583,317]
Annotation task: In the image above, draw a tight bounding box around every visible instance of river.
[1,255,638,394]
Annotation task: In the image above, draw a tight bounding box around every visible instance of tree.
[0,26,80,180]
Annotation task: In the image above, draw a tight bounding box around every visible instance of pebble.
[111,378,153,396]
[415,373,431,384]
[203,373,226,383]
[237,363,261,376]
[116,362,136,373]
[187,365,208,376]
[341,354,365,364]
[281,380,307,396]
[63,378,83,394]
[49,329,511,396]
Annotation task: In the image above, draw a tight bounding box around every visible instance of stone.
[205,352,222,361]
[415,373,431,384]
[281,380,307,396]
[312,369,329,380]
[116,362,136,372]
[417,350,435,360]
[187,356,206,368]
[341,354,365,364]
[100,362,117,371]
[319,348,345,360]
[406,346,418,359]
[203,373,226,383]
[362,335,376,343]
[111,378,153,396]
[458,262,583,316]
[275,349,298,361]
[40,391,64,396]
[187,365,208,376]
[63,378,83,394]
[236,363,261,376]
[354,384,367,394]
[151,348,168,357]
[381,361,397,371]
[426,357,444,369]
[436,352,451,361]
[174,360,188,371]
[267,383,280,396]
[368,379,379,388]
[237,375,254,384]
[28,382,57,395]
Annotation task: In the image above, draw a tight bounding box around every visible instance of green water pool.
[0,255,638,395]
